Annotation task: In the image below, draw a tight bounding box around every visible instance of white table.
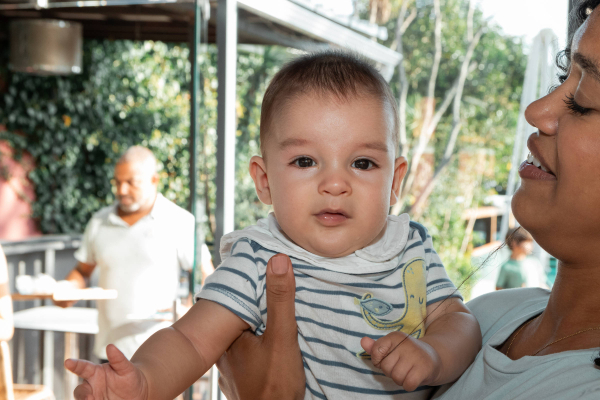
[13,306,98,334]
[13,306,98,400]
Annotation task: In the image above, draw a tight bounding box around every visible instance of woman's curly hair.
[557,0,600,83]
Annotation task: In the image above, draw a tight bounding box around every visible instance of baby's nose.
[318,169,351,196]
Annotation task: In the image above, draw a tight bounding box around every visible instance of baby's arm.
[66,299,249,400]
[361,297,481,391]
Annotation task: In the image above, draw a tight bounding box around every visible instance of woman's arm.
[216,254,305,400]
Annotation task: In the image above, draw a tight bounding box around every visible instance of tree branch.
[399,0,442,201]
[389,8,417,51]
[467,0,475,42]
[393,0,414,159]
[407,27,484,217]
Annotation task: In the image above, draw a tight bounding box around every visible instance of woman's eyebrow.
[573,52,600,83]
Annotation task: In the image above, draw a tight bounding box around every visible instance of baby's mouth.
[316,208,348,217]
[315,209,349,225]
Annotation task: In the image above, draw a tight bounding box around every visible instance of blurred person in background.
[55,146,214,362]
[496,227,547,290]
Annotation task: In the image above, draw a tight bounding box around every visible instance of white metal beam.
[214,0,237,266]
[237,0,402,80]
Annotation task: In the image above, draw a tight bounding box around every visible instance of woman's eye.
[564,93,592,116]
[293,157,315,168]
[352,159,375,170]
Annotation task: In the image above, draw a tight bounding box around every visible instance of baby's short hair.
[259,50,399,155]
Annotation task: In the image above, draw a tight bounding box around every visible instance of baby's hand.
[361,332,441,392]
[65,344,149,400]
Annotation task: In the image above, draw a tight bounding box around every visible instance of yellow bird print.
[355,258,427,358]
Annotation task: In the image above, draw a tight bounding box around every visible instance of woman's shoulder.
[467,288,550,341]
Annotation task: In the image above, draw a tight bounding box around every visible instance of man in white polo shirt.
[56,146,213,361]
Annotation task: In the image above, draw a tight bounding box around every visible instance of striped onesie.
[197,213,461,399]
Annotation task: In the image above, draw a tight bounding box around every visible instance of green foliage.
[384,0,526,194]
[233,47,290,230]
[0,1,527,295]
[0,40,192,234]
[372,0,527,287]
[0,40,288,241]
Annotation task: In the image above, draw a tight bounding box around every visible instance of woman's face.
[512,8,600,264]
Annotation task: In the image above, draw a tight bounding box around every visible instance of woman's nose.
[524,89,563,136]
[318,167,351,196]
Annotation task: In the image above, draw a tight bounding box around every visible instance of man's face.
[113,162,158,213]
[250,92,407,258]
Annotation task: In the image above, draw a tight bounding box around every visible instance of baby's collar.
[220,213,411,274]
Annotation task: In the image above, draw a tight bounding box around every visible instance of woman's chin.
[511,188,549,238]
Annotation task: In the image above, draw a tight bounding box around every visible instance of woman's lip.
[527,135,554,175]
[315,212,348,226]
[519,161,557,181]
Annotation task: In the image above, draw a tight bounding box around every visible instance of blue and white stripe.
[198,221,461,399]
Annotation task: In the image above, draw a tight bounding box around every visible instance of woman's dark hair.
[557,0,600,83]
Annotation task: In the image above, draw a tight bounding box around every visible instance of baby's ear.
[249,156,272,205]
[390,156,408,206]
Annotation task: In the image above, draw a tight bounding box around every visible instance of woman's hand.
[216,254,305,400]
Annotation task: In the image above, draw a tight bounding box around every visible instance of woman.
[217,0,600,398]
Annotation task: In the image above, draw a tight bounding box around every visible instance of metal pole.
[187,1,201,399]
[189,0,202,288]
[214,0,238,266]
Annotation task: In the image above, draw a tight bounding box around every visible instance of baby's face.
[250,93,407,258]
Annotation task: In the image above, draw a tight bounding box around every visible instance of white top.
[199,214,461,399]
[434,288,600,399]
[75,194,194,359]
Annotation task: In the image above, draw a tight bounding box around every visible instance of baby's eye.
[352,159,375,170]
[293,157,316,168]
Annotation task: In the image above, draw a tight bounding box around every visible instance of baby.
[66,52,481,400]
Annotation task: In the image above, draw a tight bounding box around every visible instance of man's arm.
[54,261,95,308]
[200,244,215,284]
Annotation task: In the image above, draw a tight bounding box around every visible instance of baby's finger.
[106,344,133,376]
[360,337,375,355]
[64,358,98,381]
[379,347,404,377]
[73,381,94,400]
[398,365,424,392]
[388,360,416,389]
[369,332,409,368]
